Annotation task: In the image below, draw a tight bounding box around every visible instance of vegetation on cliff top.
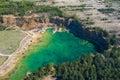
[0,25,6,31]
[0,1,63,16]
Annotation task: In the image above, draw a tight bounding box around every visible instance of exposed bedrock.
[0,15,16,27]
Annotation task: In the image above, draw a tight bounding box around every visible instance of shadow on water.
[50,17,109,53]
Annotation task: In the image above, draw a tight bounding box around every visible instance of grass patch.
[0,25,6,31]
[0,56,8,65]
[0,30,26,54]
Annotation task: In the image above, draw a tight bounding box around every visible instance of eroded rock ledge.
[0,15,109,52]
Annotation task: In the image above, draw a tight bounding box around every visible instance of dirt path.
[0,53,9,57]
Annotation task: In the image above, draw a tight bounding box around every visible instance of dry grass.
[0,30,26,54]
[0,56,8,65]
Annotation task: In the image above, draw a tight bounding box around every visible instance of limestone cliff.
[0,14,55,30]
[22,19,38,30]
[1,15,16,27]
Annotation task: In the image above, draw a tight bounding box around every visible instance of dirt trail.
[0,53,9,57]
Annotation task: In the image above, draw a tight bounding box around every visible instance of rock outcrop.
[0,14,55,30]
[2,15,16,27]
[22,19,38,30]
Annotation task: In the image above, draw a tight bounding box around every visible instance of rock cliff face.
[22,19,38,30]
[1,15,16,27]
[50,17,109,52]
[0,15,109,52]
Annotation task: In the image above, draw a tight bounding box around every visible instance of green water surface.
[10,28,95,80]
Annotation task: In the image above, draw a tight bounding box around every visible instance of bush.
[0,25,6,31]
[0,1,63,16]
[98,8,115,14]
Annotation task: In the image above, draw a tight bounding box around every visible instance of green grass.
[0,30,26,54]
[0,56,8,65]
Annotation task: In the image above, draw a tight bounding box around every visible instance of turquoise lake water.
[10,28,95,80]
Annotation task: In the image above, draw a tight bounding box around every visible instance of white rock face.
[53,0,80,6]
